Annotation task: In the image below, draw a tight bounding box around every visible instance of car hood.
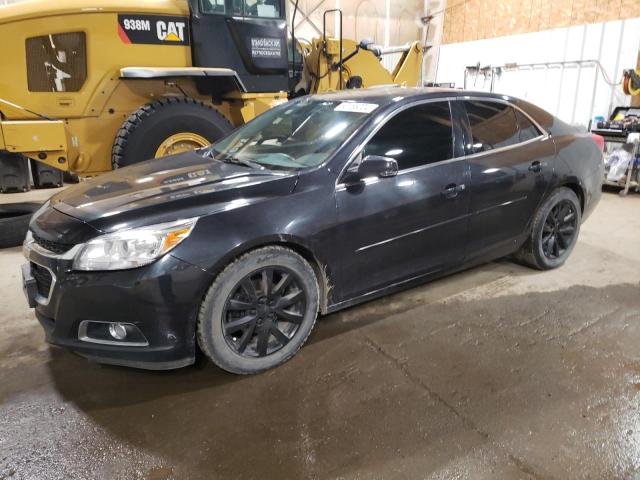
[51,151,298,232]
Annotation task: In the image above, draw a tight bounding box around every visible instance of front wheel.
[197,246,319,374]
[516,187,582,270]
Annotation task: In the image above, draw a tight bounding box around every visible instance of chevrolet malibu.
[22,88,603,374]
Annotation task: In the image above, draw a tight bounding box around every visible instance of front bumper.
[23,237,214,370]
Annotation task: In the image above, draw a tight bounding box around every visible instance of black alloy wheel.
[197,246,319,374]
[222,267,307,358]
[541,199,578,260]
[514,186,582,270]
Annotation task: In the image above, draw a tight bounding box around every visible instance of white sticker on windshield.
[334,102,379,114]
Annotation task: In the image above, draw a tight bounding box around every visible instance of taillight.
[590,133,605,152]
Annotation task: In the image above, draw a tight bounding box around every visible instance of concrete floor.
[1,189,639,479]
[0,186,66,204]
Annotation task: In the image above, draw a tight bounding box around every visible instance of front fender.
[173,233,335,313]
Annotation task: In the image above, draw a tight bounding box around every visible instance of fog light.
[78,320,149,346]
[109,323,127,340]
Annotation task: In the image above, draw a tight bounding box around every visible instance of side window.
[464,101,519,153]
[243,0,281,17]
[363,102,453,170]
[515,109,542,142]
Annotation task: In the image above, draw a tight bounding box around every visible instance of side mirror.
[345,155,398,184]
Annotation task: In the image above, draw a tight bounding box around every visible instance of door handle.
[442,183,466,199]
[528,161,542,173]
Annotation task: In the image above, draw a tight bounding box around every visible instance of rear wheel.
[111,97,233,169]
[516,187,581,270]
[197,246,319,374]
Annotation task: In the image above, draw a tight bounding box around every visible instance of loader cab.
[189,0,289,93]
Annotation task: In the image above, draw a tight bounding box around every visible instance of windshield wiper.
[202,147,265,170]
[221,156,265,170]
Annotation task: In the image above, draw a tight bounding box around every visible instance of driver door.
[334,101,471,301]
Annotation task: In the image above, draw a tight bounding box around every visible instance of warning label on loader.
[117,14,190,46]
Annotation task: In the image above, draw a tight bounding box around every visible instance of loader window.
[26,32,87,93]
[243,0,282,18]
[201,0,226,14]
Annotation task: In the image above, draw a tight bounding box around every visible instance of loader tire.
[111,97,234,169]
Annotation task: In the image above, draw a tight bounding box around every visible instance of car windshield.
[205,97,379,170]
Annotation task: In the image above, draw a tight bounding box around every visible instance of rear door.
[334,100,470,301]
[461,99,555,260]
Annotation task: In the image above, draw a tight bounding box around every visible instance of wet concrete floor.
[1,191,639,479]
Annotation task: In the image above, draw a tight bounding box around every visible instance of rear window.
[464,100,519,153]
[26,32,87,93]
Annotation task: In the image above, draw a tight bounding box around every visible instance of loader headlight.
[73,218,197,271]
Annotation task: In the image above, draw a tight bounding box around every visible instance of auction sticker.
[334,102,379,113]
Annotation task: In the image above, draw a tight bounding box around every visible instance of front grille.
[33,233,73,255]
[31,263,53,298]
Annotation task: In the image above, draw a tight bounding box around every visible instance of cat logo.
[156,21,186,43]
[117,14,190,46]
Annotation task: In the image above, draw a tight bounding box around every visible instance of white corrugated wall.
[434,17,640,126]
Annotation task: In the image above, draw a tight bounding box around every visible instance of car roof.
[312,86,507,106]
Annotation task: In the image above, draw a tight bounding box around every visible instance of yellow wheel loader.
[0,0,423,182]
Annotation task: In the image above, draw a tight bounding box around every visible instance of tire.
[63,171,79,184]
[515,187,582,270]
[0,202,41,248]
[111,97,234,169]
[197,246,320,374]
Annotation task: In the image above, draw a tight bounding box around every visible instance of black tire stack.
[0,202,41,248]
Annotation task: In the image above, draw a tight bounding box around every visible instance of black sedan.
[22,88,603,374]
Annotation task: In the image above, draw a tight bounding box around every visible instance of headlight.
[73,218,198,271]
